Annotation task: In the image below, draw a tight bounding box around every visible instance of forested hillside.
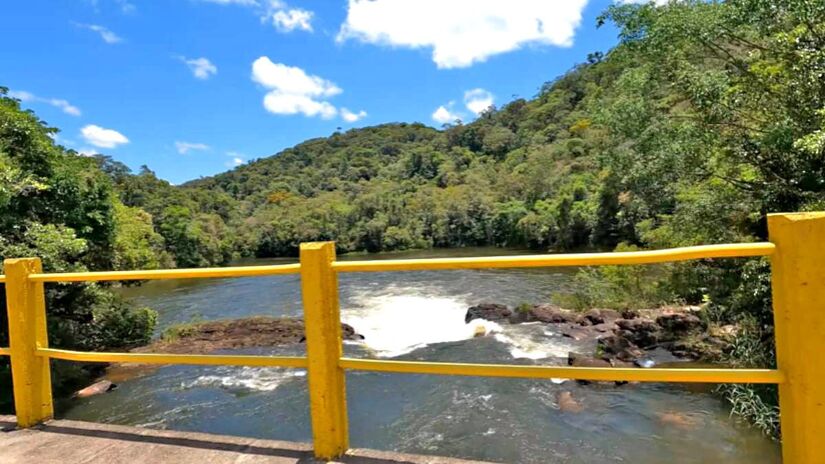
[2,0,823,435]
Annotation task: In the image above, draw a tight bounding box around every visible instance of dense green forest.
[2,0,824,436]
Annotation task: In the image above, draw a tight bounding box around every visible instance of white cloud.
[226,151,246,167]
[271,8,313,32]
[464,88,494,115]
[10,90,82,116]
[80,124,129,148]
[340,108,367,123]
[200,0,314,32]
[175,141,210,154]
[179,57,217,80]
[432,104,461,124]
[74,23,122,44]
[251,56,346,119]
[77,147,100,157]
[338,0,588,69]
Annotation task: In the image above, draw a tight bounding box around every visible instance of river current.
[62,248,780,463]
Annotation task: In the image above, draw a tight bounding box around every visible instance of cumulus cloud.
[270,8,313,32]
[200,0,314,32]
[251,56,347,119]
[179,57,218,80]
[81,124,129,148]
[464,88,494,115]
[340,108,367,123]
[226,151,246,167]
[9,90,82,116]
[432,104,461,124]
[74,23,122,44]
[338,0,588,68]
[175,141,210,154]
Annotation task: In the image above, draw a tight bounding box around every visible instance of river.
[61,247,780,463]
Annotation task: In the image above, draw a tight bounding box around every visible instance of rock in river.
[465,303,512,323]
[75,380,117,398]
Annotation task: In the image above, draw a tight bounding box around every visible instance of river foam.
[341,285,572,360]
[182,366,306,392]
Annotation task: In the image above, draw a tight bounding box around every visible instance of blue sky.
[2,0,631,184]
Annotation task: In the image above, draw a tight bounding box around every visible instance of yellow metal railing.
[1,212,824,463]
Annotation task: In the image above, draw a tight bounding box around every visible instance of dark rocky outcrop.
[465,303,512,323]
[516,304,576,324]
[656,313,705,335]
[464,301,727,363]
[568,351,632,368]
[596,335,645,362]
[140,317,364,355]
[615,318,660,348]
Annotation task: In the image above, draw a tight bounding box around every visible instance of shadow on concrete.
[1,416,479,463]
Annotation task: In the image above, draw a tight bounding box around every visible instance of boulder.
[568,351,634,368]
[510,303,575,324]
[597,335,644,361]
[615,318,660,347]
[465,303,512,323]
[556,391,583,413]
[581,309,606,325]
[656,313,704,335]
[620,309,640,320]
[303,323,363,343]
[75,380,117,398]
[341,323,365,340]
[568,351,612,368]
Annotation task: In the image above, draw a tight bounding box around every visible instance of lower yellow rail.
[339,358,784,384]
[37,348,307,368]
[0,347,9,356]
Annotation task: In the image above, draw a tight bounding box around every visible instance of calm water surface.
[62,248,780,463]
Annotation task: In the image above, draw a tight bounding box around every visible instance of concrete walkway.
[0,416,491,464]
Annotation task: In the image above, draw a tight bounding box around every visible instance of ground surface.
[0,416,491,464]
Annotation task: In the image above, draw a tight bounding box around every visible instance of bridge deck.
[0,416,489,464]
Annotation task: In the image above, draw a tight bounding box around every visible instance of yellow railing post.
[768,212,825,464]
[4,258,53,427]
[299,242,349,459]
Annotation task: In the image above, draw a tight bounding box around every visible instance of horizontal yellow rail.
[0,274,5,283]
[28,263,301,283]
[0,347,10,356]
[332,243,775,272]
[339,358,785,384]
[37,348,307,368]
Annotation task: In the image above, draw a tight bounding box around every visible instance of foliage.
[0,89,157,412]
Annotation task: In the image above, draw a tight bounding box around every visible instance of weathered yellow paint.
[300,242,349,460]
[37,348,308,368]
[339,358,784,384]
[4,258,53,427]
[332,242,775,272]
[28,263,300,282]
[768,212,825,464]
